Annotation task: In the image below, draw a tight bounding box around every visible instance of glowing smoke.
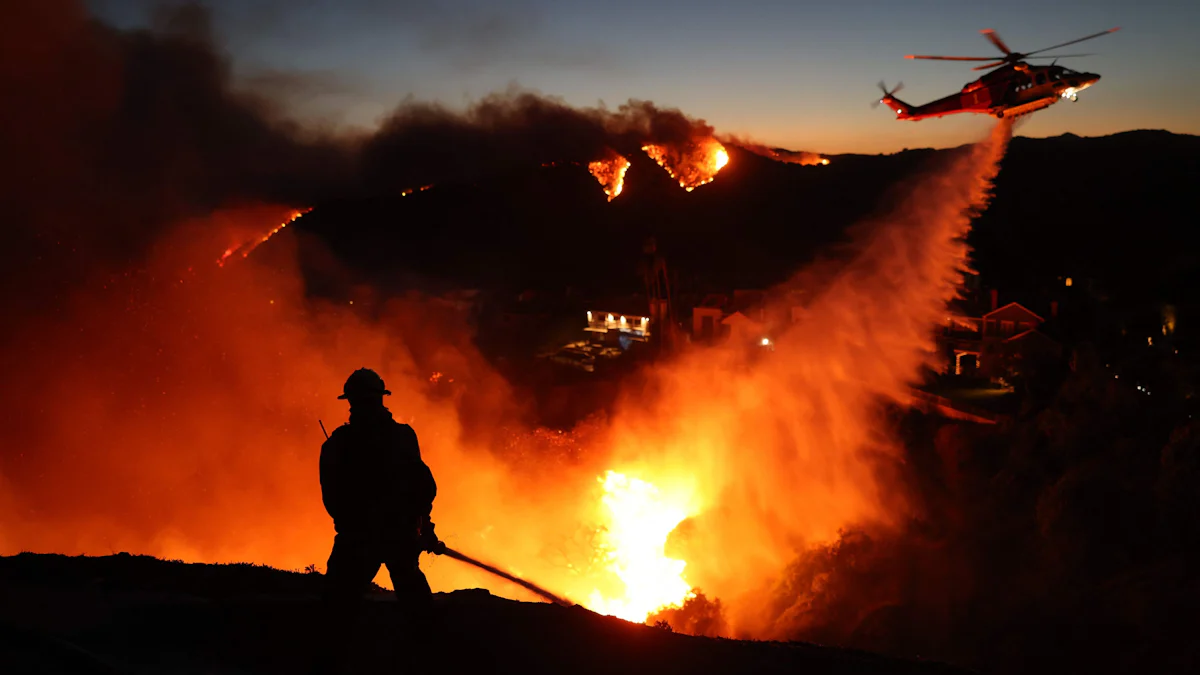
[727,137,831,166]
[2,0,1023,647]
[591,120,1014,632]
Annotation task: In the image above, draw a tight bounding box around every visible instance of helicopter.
[876,27,1119,121]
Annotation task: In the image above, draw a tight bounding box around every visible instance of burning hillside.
[642,138,730,191]
[359,93,740,202]
[24,5,1200,674]
[588,152,631,201]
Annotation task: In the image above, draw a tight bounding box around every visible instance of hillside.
[278,130,1199,308]
[0,553,971,675]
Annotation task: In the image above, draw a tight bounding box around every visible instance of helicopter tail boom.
[874,81,912,119]
[879,93,913,119]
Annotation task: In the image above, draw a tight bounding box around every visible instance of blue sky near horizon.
[90,0,1200,154]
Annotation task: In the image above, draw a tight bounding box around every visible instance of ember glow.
[587,154,631,201]
[400,185,434,197]
[216,208,310,266]
[642,138,730,191]
[586,471,696,621]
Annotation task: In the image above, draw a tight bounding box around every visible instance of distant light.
[607,314,614,323]
[1065,277,1073,287]
[587,311,593,321]
[761,337,771,346]
[1148,337,1153,346]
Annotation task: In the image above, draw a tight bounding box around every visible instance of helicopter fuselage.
[881,63,1101,121]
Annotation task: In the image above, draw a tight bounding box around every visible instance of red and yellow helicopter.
[877,27,1119,121]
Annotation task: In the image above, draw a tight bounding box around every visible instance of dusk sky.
[91,0,1199,154]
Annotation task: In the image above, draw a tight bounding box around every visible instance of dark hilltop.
[282,130,1200,313]
[0,552,970,675]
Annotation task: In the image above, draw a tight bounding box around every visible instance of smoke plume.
[360,94,724,193]
[0,2,739,322]
[725,136,830,166]
[592,120,1013,635]
[0,1,349,320]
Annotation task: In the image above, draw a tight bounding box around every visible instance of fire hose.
[319,420,570,607]
[434,546,570,607]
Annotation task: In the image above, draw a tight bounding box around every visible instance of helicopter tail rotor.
[872,81,911,118]
[871,81,904,108]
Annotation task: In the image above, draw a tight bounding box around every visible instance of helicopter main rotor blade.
[1025,27,1120,56]
[980,29,1013,56]
[1024,53,1095,59]
[905,54,1000,61]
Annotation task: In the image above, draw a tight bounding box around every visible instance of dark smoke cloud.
[0,1,719,321]
[238,68,368,111]
[360,93,715,191]
[100,0,617,75]
[0,0,350,320]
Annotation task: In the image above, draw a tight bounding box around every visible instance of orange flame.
[642,138,729,191]
[585,471,697,621]
[587,153,631,201]
[400,185,434,197]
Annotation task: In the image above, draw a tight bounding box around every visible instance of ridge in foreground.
[0,552,971,674]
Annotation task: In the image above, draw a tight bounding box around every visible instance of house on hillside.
[690,290,774,347]
[940,291,1062,380]
[583,298,653,348]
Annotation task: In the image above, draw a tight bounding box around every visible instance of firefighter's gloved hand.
[419,517,447,555]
